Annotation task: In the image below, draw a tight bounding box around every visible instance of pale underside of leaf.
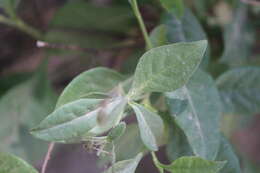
[130,102,164,151]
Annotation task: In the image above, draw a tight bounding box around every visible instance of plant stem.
[0,15,43,40]
[41,142,55,173]
[111,142,116,173]
[130,0,153,50]
[151,152,164,173]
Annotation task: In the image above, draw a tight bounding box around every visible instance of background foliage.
[0,0,259,172]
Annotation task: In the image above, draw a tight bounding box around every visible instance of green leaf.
[113,124,144,161]
[216,135,241,173]
[129,40,207,98]
[219,3,255,67]
[166,70,222,160]
[0,152,38,173]
[107,122,126,141]
[56,67,124,108]
[44,29,119,49]
[166,120,193,161]
[31,99,101,142]
[161,8,210,69]
[157,156,226,173]
[32,96,127,142]
[88,96,127,136]
[159,0,184,18]
[0,64,55,163]
[130,102,164,151]
[49,1,133,33]
[216,67,260,115]
[149,25,168,48]
[0,0,20,10]
[103,153,143,173]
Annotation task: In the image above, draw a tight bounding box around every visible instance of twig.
[0,15,43,39]
[41,142,55,173]
[129,0,153,50]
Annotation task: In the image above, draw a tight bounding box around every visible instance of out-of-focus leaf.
[216,135,241,173]
[216,67,260,115]
[44,29,119,49]
[166,70,222,160]
[242,159,260,173]
[0,152,38,173]
[0,73,31,97]
[0,64,56,163]
[149,25,168,48]
[130,41,207,98]
[49,1,133,33]
[153,155,226,173]
[103,153,143,173]
[130,102,164,151]
[220,3,255,67]
[162,8,210,69]
[0,0,20,10]
[159,0,184,18]
[56,67,124,108]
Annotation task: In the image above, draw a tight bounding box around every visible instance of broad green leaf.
[159,0,184,18]
[56,67,124,108]
[32,96,127,142]
[193,0,217,18]
[113,124,144,161]
[31,99,101,142]
[216,67,260,115]
[157,156,226,173]
[219,3,255,67]
[161,8,210,69]
[130,102,164,151]
[107,122,126,141]
[166,120,193,161]
[103,153,143,173]
[216,135,241,173]
[129,40,207,98]
[0,152,38,173]
[0,65,55,163]
[149,25,168,48]
[166,70,222,160]
[49,1,133,33]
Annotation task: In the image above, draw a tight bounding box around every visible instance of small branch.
[130,0,153,50]
[0,15,43,40]
[151,152,164,173]
[241,0,260,6]
[41,142,55,173]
